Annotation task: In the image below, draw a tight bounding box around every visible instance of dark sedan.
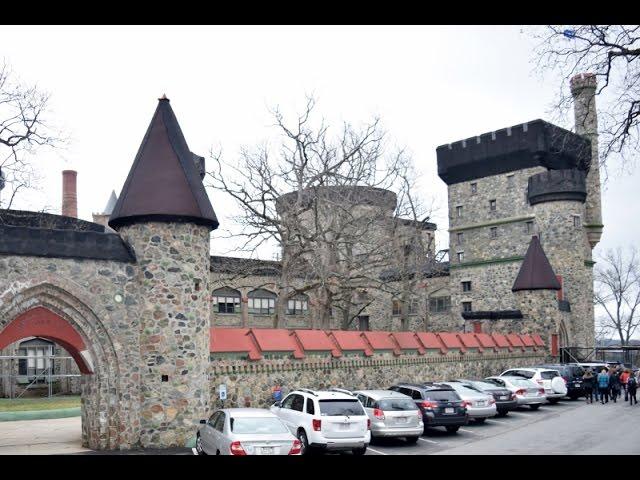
[453,379,518,416]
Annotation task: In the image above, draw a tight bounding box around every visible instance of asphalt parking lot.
[364,399,640,455]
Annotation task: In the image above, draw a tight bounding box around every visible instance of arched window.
[212,287,241,314]
[287,294,309,315]
[248,289,277,315]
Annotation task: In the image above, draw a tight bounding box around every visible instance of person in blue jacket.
[597,369,610,404]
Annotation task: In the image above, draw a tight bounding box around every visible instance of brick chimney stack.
[62,170,78,218]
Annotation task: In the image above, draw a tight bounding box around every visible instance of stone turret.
[109,96,218,448]
[571,73,603,249]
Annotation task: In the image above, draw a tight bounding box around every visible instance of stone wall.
[207,350,547,411]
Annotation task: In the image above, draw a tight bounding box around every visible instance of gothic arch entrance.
[0,284,133,450]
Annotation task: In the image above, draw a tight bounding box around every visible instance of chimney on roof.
[62,170,78,218]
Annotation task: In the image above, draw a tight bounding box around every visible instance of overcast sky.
[0,25,637,263]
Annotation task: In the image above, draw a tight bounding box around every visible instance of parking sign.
[218,384,227,401]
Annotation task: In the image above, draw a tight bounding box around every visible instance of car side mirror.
[199,419,207,425]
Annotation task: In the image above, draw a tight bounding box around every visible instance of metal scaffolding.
[0,354,81,399]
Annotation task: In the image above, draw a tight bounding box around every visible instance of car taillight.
[461,400,471,408]
[538,388,545,394]
[288,439,302,455]
[367,419,371,430]
[511,393,517,400]
[312,419,322,431]
[373,408,385,420]
[515,389,526,396]
[230,441,247,456]
[420,401,437,409]
[489,398,496,404]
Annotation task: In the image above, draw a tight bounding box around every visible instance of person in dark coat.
[627,373,638,405]
[582,369,595,403]
[609,369,621,403]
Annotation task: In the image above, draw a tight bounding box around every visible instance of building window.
[506,174,515,188]
[248,288,277,315]
[429,296,451,313]
[358,316,370,331]
[490,226,498,238]
[457,251,464,262]
[287,295,309,315]
[525,221,534,234]
[212,287,241,314]
[462,301,472,312]
[456,205,463,218]
[471,182,477,194]
[573,215,581,228]
[489,199,496,211]
[392,299,402,316]
[462,281,472,292]
[408,299,419,315]
[457,232,464,245]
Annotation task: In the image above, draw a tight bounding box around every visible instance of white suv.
[270,388,371,455]
[499,368,568,403]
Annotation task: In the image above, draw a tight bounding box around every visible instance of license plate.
[575,382,581,386]
[445,408,454,413]
[396,417,408,423]
[261,447,273,455]
[500,396,509,400]
[477,401,486,406]
[340,423,351,430]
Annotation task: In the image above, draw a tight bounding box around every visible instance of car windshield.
[423,390,460,402]
[472,381,501,390]
[510,378,537,388]
[378,398,418,411]
[540,371,559,379]
[230,416,289,434]
[448,383,481,395]
[319,400,365,416]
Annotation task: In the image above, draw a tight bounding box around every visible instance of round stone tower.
[527,169,594,350]
[109,96,218,448]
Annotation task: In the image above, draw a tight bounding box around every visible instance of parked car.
[484,376,547,410]
[576,362,609,375]
[196,408,301,455]
[389,383,468,433]
[532,364,586,400]
[270,388,370,455]
[437,381,496,423]
[452,379,518,416]
[499,368,567,403]
[353,389,423,443]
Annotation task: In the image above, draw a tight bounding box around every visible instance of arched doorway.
[0,284,133,450]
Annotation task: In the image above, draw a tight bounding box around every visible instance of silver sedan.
[438,382,496,423]
[485,376,547,410]
[196,408,301,455]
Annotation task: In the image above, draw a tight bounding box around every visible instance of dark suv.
[534,364,585,400]
[389,383,468,433]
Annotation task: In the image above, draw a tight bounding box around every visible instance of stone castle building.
[0,74,601,450]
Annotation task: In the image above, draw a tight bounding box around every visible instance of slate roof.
[512,236,561,292]
[109,97,218,230]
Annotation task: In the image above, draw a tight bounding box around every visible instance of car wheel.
[496,411,508,417]
[297,429,311,455]
[406,436,419,444]
[445,426,460,433]
[530,404,541,410]
[548,398,559,404]
[195,435,207,455]
[474,418,486,424]
[352,446,367,455]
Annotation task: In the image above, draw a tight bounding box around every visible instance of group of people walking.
[581,367,638,405]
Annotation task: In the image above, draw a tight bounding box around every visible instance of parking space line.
[367,447,388,455]
[419,438,439,444]
[459,428,480,434]
[485,419,508,424]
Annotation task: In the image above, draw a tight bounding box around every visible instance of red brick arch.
[0,306,93,374]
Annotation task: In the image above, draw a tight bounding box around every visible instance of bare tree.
[206,97,436,329]
[0,61,63,209]
[594,247,640,345]
[530,25,640,173]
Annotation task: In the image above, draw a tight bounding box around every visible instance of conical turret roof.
[512,235,561,292]
[108,97,218,230]
[103,190,118,215]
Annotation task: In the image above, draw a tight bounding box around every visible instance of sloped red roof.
[458,333,483,352]
[474,333,498,351]
[506,333,526,351]
[438,332,466,352]
[491,333,513,351]
[362,331,401,355]
[210,328,261,360]
[390,332,425,354]
[329,331,373,356]
[291,330,341,357]
[250,329,303,358]
[531,334,546,347]
[415,332,447,354]
[520,334,537,348]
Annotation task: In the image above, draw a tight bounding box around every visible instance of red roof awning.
[250,329,303,358]
[362,331,401,355]
[458,333,483,352]
[438,332,466,352]
[415,332,447,354]
[390,332,425,355]
[291,330,341,357]
[490,333,513,351]
[210,328,260,360]
[329,331,373,356]
[506,333,526,351]
[474,333,498,351]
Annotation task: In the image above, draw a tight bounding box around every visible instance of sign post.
[218,383,227,407]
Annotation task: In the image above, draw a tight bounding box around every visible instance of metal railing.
[0,355,81,399]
